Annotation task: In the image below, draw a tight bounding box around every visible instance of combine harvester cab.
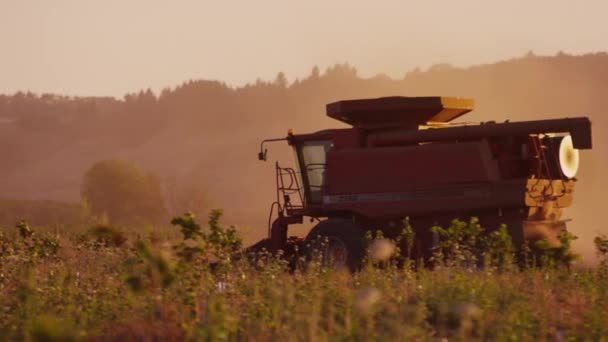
[257,96,592,268]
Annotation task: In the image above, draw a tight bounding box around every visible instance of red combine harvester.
[256,96,592,268]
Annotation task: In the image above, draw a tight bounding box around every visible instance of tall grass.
[1,214,607,341]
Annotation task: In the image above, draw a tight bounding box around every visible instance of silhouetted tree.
[274,71,288,88]
[81,159,167,225]
[310,65,320,79]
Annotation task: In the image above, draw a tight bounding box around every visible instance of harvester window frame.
[295,139,333,205]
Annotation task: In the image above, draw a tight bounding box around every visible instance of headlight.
[559,135,579,178]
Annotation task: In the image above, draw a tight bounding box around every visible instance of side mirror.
[258,137,287,162]
[258,149,267,161]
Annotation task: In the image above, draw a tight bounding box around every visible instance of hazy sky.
[2,0,607,97]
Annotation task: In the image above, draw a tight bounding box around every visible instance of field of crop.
[1,211,607,341]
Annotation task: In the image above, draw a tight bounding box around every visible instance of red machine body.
[258,96,592,260]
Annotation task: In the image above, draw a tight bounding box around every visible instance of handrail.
[275,163,305,211]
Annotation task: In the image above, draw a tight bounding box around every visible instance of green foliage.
[594,234,608,271]
[88,223,127,248]
[7,220,61,259]
[534,231,580,268]
[594,234,608,256]
[17,219,33,238]
[0,231,9,256]
[171,209,242,266]
[429,218,579,270]
[378,217,416,267]
[206,209,242,258]
[125,209,243,298]
[400,217,415,259]
[482,224,515,269]
[171,212,202,240]
[131,240,175,290]
[81,159,167,225]
[28,235,61,258]
[431,217,484,267]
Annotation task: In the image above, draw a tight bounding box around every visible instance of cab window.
[298,140,332,204]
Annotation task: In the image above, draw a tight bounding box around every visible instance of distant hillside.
[1,51,606,260]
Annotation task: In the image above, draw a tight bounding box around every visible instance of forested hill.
[0,51,606,257]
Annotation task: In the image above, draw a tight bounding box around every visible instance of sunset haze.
[2,0,608,96]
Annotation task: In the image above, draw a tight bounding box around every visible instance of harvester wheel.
[305,219,365,271]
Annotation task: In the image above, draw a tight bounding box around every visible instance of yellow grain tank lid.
[326,96,475,128]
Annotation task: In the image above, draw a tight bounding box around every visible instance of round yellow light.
[559,135,580,178]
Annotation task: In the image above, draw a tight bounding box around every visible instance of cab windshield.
[296,140,332,204]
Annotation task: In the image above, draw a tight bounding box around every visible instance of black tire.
[305,218,366,271]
